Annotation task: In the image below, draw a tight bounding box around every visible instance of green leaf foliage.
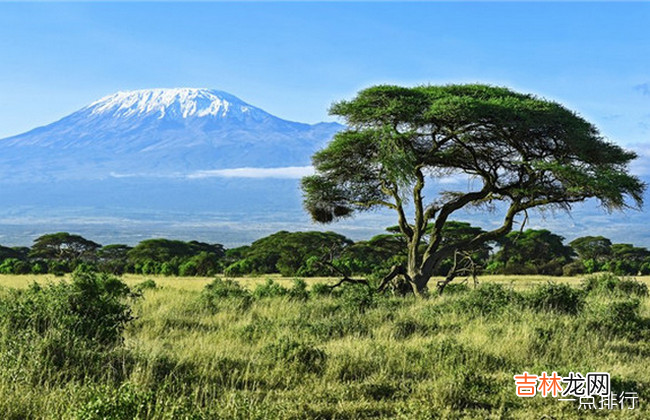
[304,83,644,222]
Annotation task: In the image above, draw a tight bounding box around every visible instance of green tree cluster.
[224,231,352,277]
[0,233,226,276]
[567,237,650,276]
[3,227,650,280]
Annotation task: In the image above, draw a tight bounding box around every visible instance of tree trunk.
[409,272,430,298]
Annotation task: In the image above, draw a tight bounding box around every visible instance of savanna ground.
[0,273,649,419]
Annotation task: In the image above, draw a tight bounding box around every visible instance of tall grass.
[0,273,648,418]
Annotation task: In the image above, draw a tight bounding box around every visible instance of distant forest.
[0,225,647,278]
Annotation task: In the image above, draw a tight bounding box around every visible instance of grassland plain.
[0,273,649,419]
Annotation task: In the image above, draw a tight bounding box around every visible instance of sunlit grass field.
[1,273,649,418]
[4,273,650,291]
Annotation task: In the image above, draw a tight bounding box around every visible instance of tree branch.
[422,200,521,275]
[376,264,406,293]
[382,181,414,240]
[422,186,493,262]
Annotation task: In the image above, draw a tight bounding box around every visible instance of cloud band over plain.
[189,166,315,179]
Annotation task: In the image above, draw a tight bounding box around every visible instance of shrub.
[582,273,649,297]
[338,283,376,313]
[252,279,288,299]
[160,262,176,276]
[582,273,618,294]
[0,270,134,345]
[526,282,584,314]
[581,298,646,339]
[134,279,158,292]
[75,383,154,420]
[65,270,135,344]
[49,261,69,276]
[202,278,249,299]
[618,278,649,297]
[0,258,31,274]
[200,278,251,312]
[449,283,522,316]
[30,261,48,274]
[310,282,332,297]
[442,283,470,295]
[224,259,254,277]
[0,270,137,386]
[288,278,309,301]
[484,260,505,275]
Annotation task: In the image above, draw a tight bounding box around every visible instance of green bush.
[0,270,137,386]
[0,270,134,345]
[288,278,309,301]
[75,383,154,420]
[582,273,649,297]
[449,283,522,316]
[618,278,650,297]
[338,283,376,313]
[0,258,31,274]
[310,282,332,297]
[581,298,646,339]
[442,283,470,295]
[134,279,158,292]
[526,282,584,314]
[201,278,249,299]
[30,261,48,275]
[199,278,251,312]
[252,279,288,299]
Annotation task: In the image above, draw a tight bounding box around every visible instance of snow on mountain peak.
[86,88,260,119]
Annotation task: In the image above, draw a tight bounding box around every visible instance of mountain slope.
[0,88,343,181]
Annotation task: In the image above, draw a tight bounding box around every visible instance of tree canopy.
[491,229,574,276]
[127,239,225,276]
[302,84,645,294]
[224,231,352,277]
[569,236,613,262]
[30,232,100,263]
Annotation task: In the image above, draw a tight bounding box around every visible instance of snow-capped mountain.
[86,88,261,120]
[0,88,343,181]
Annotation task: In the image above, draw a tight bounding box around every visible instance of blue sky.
[0,2,649,148]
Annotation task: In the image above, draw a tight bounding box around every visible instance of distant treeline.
[0,225,649,277]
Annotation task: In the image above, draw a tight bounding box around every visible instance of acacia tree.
[569,236,613,262]
[491,229,574,275]
[301,84,645,295]
[30,232,100,264]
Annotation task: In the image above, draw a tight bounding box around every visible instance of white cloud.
[187,166,315,179]
[628,145,650,177]
[438,174,470,185]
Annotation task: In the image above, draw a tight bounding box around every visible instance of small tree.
[302,84,644,295]
[569,235,613,273]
